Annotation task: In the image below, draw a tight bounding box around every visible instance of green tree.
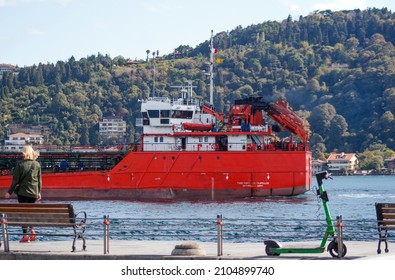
[383,88,395,112]
[308,103,337,137]
[326,114,349,150]
[79,124,90,145]
[312,142,327,160]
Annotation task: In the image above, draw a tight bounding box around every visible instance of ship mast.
[209,30,214,106]
[152,50,158,97]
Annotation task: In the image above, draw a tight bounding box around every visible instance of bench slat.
[376,203,395,220]
[0,203,72,208]
[6,213,73,224]
[7,222,76,227]
[0,208,72,214]
[6,213,71,218]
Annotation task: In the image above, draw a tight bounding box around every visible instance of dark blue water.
[66,175,394,221]
[5,176,394,242]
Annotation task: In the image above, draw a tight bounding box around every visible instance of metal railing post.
[217,214,223,257]
[336,215,344,258]
[1,214,10,252]
[103,215,110,254]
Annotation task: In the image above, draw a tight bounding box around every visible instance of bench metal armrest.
[72,211,87,252]
[74,211,87,227]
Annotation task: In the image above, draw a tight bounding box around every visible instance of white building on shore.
[2,132,44,152]
[327,153,358,174]
[99,116,126,145]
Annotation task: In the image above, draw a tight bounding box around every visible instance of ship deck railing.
[133,143,309,152]
[2,215,389,256]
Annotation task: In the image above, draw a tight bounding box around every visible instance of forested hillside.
[1,8,394,166]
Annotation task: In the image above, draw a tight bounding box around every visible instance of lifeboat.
[182,123,213,131]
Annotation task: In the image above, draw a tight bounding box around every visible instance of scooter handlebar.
[315,171,332,186]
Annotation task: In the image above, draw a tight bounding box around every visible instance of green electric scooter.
[264,171,347,258]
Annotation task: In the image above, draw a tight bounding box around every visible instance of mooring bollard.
[103,215,110,254]
[217,214,223,256]
[336,215,344,258]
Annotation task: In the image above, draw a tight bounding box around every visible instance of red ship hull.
[0,150,311,200]
[1,36,313,201]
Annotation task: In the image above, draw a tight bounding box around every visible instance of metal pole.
[1,214,10,252]
[152,53,156,97]
[103,215,110,254]
[209,30,214,106]
[336,215,344,258]
[217,214,223,256]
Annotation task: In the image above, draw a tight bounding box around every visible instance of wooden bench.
[0,203,87,252]
[375,202,395,254]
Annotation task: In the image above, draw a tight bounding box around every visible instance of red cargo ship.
[0,35,311,200]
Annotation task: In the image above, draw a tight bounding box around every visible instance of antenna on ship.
[209,30,214,106]
[171,80,196,100]
[148,50,159,97]
[153,50,159,97]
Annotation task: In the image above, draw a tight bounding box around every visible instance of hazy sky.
[1,0,394,66]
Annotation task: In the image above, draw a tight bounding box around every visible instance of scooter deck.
[273,247,326,254]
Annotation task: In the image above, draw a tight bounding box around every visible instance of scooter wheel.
[264,241,281,256]
[328,240,347,258]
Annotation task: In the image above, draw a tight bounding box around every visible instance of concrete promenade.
[1,239,394,260]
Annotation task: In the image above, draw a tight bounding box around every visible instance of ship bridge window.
[160,110,170,118]
[148,110,159,118]
[172,110,193,119]
[142,112,150,125]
